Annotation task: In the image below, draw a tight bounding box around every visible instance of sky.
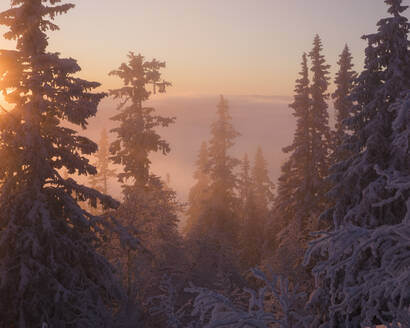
[0,0,408,96]
[0,0,409,227]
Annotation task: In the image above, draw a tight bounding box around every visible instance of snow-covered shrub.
[187,268,312,328]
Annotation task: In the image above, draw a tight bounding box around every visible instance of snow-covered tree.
[184,142,211,235]
[251,147,275,220]
[109,52,173,188]
[271,53,311,233]
[331,44,357,164]
[308,34,332,208]
[306,1,410,326]
[195,95,240,245]
[89,128,116,194]
[108,52,183,303]
[264,39,332,291]
[238,153,252,216]
[238,148,274,269]
[0,1,126,326]
[264,53,311,283]
[265,46,331,288]
[185,96,242,292]
[237,153,257,268]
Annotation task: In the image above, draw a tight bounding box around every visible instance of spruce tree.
[237,153,256,267]
[109,52,173,188]
[0,1,123,326]
[266,44,331,288]
[238,148,274,269]
[239,154,252,209]
[186,96,242,290]
[308,34,332,212]
[184,141,211,235]
[273,53,311,232]
[252,146,274,221]
[331,44,357,164]
[195,95,240,245]
[306,1,410,326]
[89,128,116,195]
[109,52,182,300]
[265,53,312,284]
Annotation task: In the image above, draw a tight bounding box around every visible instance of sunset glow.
[0,0,400,97]
[0,1,409,326]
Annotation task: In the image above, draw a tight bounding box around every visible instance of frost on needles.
[0,1,132,326]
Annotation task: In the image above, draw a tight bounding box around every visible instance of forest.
[0,0,409,327]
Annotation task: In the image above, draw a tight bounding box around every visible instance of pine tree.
[266,44,331,288]
[252,146,274,220]
[89,128,116,194]
[308,34,332,209]
[186,96,242,290]
[184,141,211,235]
[110,52,173,188]
[273,53,311,233]
[238,153,253,218]
[0,1,123,326]
[306,1,410,326]
[195,95,240,245]
[237,153,256,267]
[331,44,357,164]
[109,52,182,301]
[238,148,274,269]
[265,53,312,284]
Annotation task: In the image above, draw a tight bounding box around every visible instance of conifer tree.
[265,53,312,283]
[89,128,116,194]
[109,52,182,300]
[306,1,410,326]
[252,146,274,219]
[266,45,331,287]
[238,153,252,216]
[110,52,173,188]
[237,153,256,267]
[238,149,274,269]
[273,53,311,232]
[186,96,242,290]
[331,44,357,164]
[0,1,124,326]
[184,141,211,235]
[195,96,240,245]
[308,34,332,209]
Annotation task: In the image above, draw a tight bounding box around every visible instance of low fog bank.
[84,94,329,210]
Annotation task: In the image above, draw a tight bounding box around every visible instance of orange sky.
[1,0,406,98]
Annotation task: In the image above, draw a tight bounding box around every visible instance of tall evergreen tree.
[238,153,252,211]
[266,43,331,287]
[184,141,211,235]
[237,153,256,267]
[238,148,274,269]
[308,34,332,211]
[331,44,357,164]
[109,52,182,301]
[195,95,240,245]
[0,1,123,326]
[110,52,173,188]
[89,128,116,194]
[252,146,274,219]
[306,1,410,326]
[265,53,313,284]
[186,96,242,290]
[272,53,311,233]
